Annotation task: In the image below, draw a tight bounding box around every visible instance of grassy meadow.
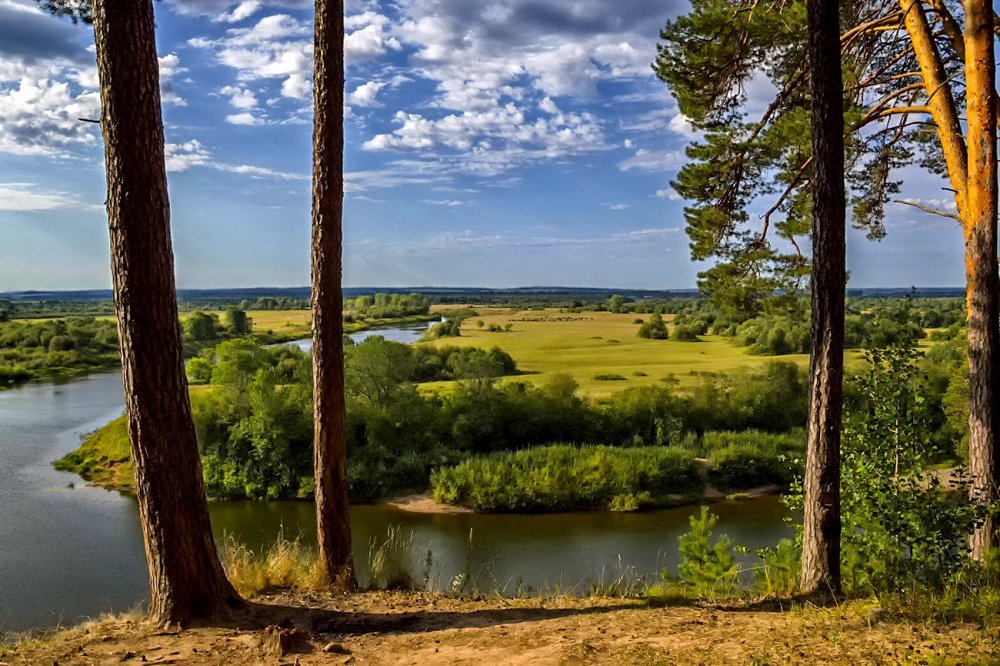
[421,307,846,396]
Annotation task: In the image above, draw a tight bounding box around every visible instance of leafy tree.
[0,299,12,323]
[222,307,251,336]
[183,311,218,342]
[345,336,416,408]
[185,357,213,384]
[840,343,985,594]
[656,0,1000,555]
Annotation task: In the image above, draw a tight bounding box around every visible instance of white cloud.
[348,81,386,107]
[668,112,698,139]
[603,202,632,210]
[165,140,213,172]
[0,182,93,211]
[226,112,262,125]
[164,139,307,180]
[158,53,188,106]
[421,199,472,206]
[618,149,685,173]
[0,77,100,156]
[214,0,261,23]
[655,187,682,200]
[220,84,258,109]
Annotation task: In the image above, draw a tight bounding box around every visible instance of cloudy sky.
[0,0,967,291]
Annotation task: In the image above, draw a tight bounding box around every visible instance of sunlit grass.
[219,530,327,598]
[419,308,864,396]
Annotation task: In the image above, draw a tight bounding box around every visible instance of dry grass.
[5,591,999,665]
[220,531,327,598]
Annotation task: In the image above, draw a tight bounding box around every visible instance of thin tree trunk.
[312,0,355,587]
[91,0,241,625]
[800,0,846,597]
[963,0,1000,559]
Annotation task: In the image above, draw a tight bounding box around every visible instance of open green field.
[420,308,861,396]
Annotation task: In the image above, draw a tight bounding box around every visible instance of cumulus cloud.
[158,53,187,106]
[189,9,402,109]
[0,77,100,156]
[348,81,386,107]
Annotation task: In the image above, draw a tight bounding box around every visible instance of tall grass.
[219,530,326,597]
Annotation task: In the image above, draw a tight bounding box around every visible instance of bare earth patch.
[4,591,998,665]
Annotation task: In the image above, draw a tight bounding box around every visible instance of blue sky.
[0,0,967,291]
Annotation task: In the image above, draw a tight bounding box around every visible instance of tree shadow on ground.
[228,598,634,637]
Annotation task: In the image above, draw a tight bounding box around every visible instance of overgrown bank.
[56,335,810,508]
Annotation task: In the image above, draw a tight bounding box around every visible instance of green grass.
[54,414,131,491]
[419,309,856,396]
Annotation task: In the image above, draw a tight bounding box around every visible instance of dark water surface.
[0,325,793,633]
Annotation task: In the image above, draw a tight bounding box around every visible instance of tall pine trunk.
[800,0,845,596]
[92,0,241,625]
[311,0,355,586]
[963,0,1000,559]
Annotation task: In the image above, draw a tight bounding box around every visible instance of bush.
[431,444,701,512]
[672,325,700,341]
[637,313,668,340]
[707,445,795,490]
[593,373,627,381]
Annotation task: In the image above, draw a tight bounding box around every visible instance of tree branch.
[893,198,961,220]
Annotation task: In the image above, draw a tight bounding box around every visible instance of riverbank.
[4,590,997,664]
[0,312,438,390]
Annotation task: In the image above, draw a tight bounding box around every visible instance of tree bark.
[898,0,969,218]
[963,0,1000,559]
[800,0,845,597]
[91,0,241,625]
[312,0,355,587]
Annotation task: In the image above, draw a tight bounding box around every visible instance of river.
[0,324,793,633]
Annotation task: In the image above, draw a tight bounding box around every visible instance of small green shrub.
[593,373,627,381]
[707,445,794,490]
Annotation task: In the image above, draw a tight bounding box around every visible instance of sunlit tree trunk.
[312,0,355,587]
[92,0,242,625]
[963,0,1000,558]
[800,0,845,597]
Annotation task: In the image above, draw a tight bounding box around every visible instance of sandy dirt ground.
[4,591,998,665]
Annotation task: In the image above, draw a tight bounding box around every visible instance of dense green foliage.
[0,317,118,385]
[345,293,431,320]
[637,313,669,340]
[670,296,954,355]
[431,445,702,512]
[424,319,462,338]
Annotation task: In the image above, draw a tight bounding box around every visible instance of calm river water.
[0,324,793,633]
